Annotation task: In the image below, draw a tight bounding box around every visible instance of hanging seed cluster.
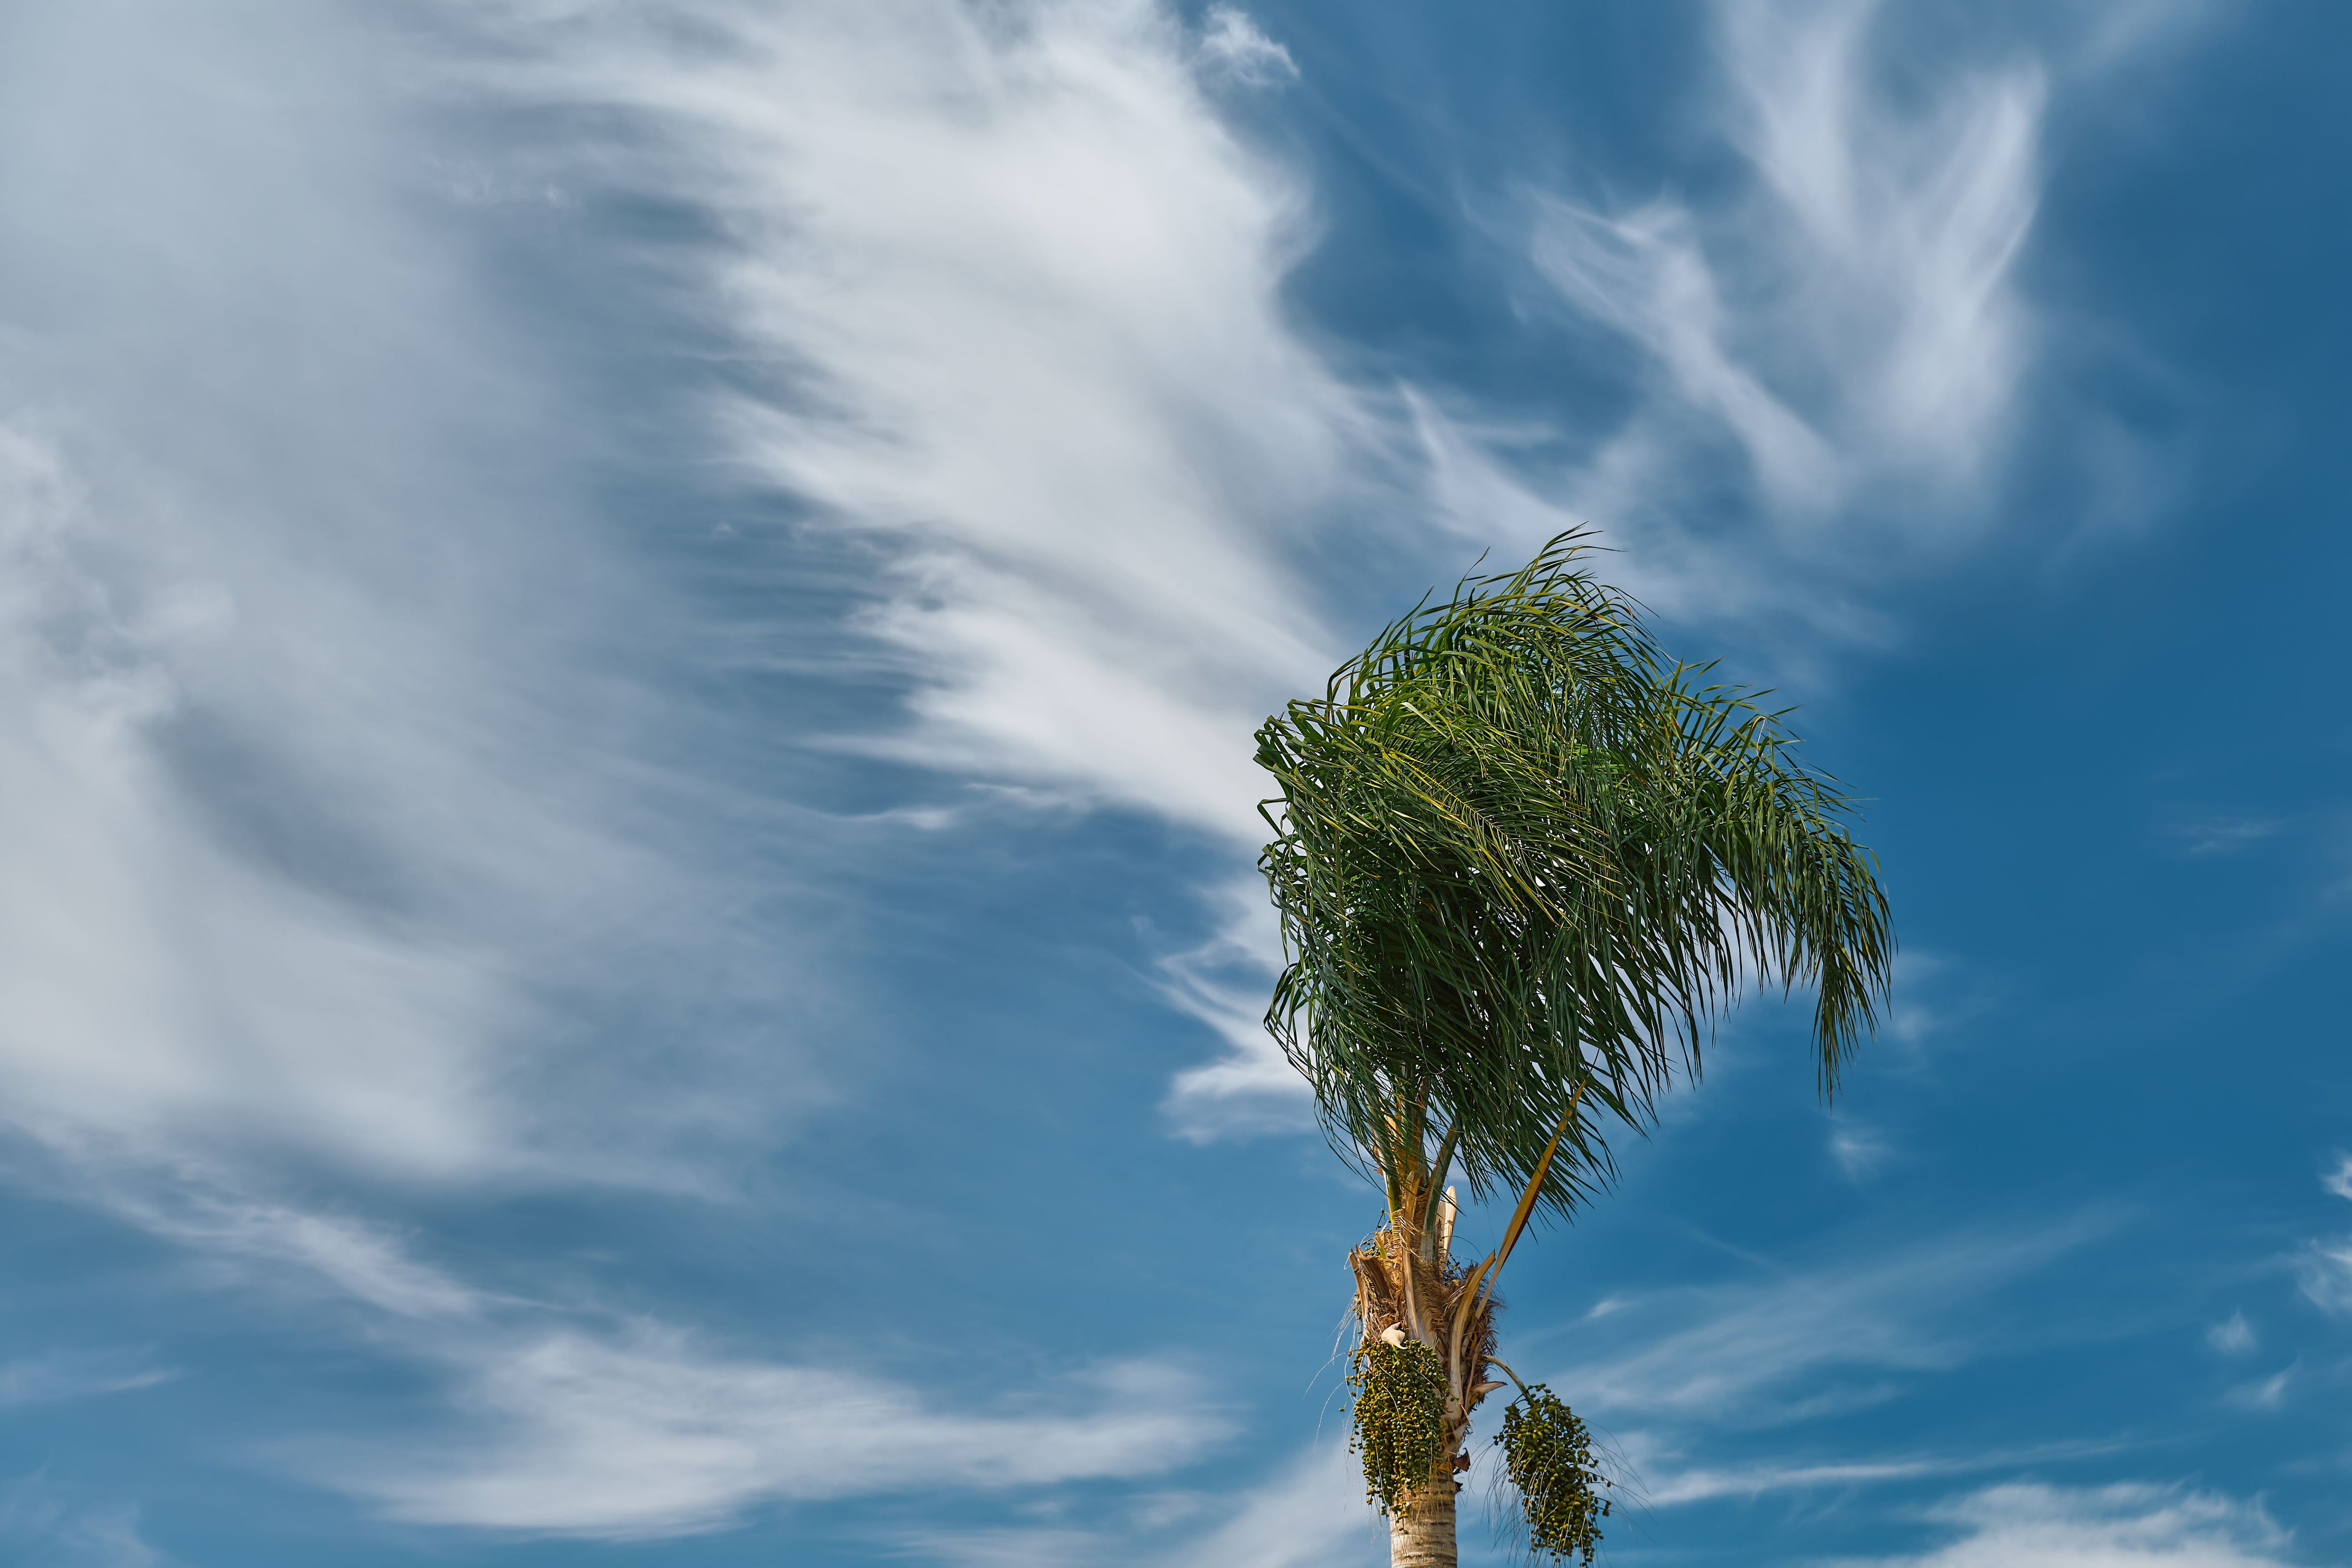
[1347,1338,1450,1515]
[1494,1384,1611,1564]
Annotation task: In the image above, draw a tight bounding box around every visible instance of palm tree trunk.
[1388,1458,1458,1568]
[1353,1215,1481,1568]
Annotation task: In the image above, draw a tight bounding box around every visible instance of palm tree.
[1255,532,1894,1567]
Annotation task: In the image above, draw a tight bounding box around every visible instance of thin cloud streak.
[2203,1312,2256,1356]
[1633,1438,2128,1507]
[2322,1154,2352,1202]
[326,1332,1225,1538]
[1864,1481,2293,1568]
[1552,1221,2099,1422]
[2293,1236,2352,1315]
[1159,880,1312,1141]
[1160,1440,1379,1568]
[93,1175,492,1322]
[0,1349,176,1410]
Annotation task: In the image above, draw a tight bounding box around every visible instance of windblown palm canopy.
[1257,531,1895,1229]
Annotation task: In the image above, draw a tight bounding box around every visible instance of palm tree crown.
[1260,529,1892,1229]
[1256,531,1895,1564]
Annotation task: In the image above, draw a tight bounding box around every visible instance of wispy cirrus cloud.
[889,1526,1122,1568]
[2175,816,2286,856]
[1198,5,1298,87]
[450,0,1393,1169]
[2293,1236,2352,1315]
[2222,1362,2296,1413]
[2322,1154,2352,1203]
[1829,1117,1897,1183]
[1158,882,1311,1141]
[884,1442,1381,1568]
[1866,1481,2293,1568]
[89,1174,491,1322]
[1630,1438,2126,1508]
[87,1171,1227,1541]
[1551,1220,2099,1424]
[324,1331,1223,1538]
[2292,1154,2352,1314]
[0,1348,175,1410]
[1504,0,2043,581]
[469,0,1357,847]
[2204,1311,2257,1355]
[1161,1440,1379,1568]
[1417,0,2209,644]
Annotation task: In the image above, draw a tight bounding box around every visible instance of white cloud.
[2322,1153,2352,1202]
[1829,1118,1895,1183]
[0,1348,175,1409]
[321,1330,1222,1538]
[0,1,809,1196]
[2222,1362,2294,1413]
[95,1177,489,1321]
[1161,1440,1379,1568]
[456,0,1386,1172]
[1527,0,2046,528]
[2,9,1299,1540]
[890,1527,1119,1568]
[1159,881,1312,1141]
[1532,196,1848,517]
[1886,950,1981,1046]
[1642,1453,1939,1506]
[0,393,502,1181]
[2074,0,2225,77]
[2293,1236,2352,1315]
[1627,1440,2119,1508]
[1407,385,1844,636]
[1412,0,2062,641]
[1866,1481,2292,1568]
[2290,1152,2352,1313]
[1198,7,1299,86]
[1718,0,2045,491]
[890,1445,1380,1568]
[1552,1222,2095,1424]
[2203,1312,2256,1356]
[474,0,1360,847]
[2176,817,2284,856]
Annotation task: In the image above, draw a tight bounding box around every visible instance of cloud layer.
[0,0,799,1196]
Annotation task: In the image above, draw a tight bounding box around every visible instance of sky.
[0,0,2348,1564]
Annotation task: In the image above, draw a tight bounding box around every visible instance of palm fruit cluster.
[1494,1383,1611,1564]
[1347,1336,1450,1515]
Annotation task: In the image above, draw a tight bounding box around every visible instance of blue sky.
[0,0,2347,1563]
